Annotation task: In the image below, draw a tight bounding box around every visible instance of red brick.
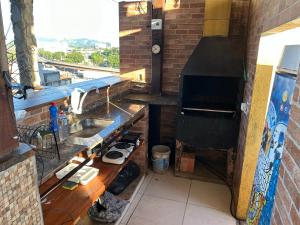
[273,206,283,225]
[291,106,300,126]
[290,204,300,225]
[285,137,300,168]
[284,172,300,211]
[293,87,299,103]
[294,168,300,191]
[288,119,300,146]
[282,150,298,176]
[277,177,292,212]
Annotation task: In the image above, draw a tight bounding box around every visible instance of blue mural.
[247,73,296,225]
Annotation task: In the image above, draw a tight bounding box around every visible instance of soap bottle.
[49,102,58,134]
[58,110,69,142]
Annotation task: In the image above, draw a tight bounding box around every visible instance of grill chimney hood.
[181,36,244,78]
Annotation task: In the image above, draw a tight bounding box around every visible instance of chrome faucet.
[70,86,98,115]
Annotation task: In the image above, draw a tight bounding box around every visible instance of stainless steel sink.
[67,118,114,145]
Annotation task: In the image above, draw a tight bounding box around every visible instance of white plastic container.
[55,163,99,185]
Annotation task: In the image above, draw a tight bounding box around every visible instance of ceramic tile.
[127,216,158,225]
[137,172,153,195]
[188,180,231,213]
[183,204,237,225]
[144,173,191,202]
[121,193,143,224]
[128,195,186,225]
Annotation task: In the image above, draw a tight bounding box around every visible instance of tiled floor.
[120,169,237,225]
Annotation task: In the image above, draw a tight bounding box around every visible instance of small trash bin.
[152,145,171,174]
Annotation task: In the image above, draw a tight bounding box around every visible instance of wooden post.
[151,0,164,94]
[0,2,18,160]
[233,65,273,219]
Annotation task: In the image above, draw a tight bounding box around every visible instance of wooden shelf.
[77,175,145,225]
[40,142,144,225]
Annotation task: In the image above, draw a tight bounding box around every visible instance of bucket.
[152,145,171,174]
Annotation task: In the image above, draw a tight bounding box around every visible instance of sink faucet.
[70,86,98,115]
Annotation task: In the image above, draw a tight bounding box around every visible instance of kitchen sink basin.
[68,118,114,143]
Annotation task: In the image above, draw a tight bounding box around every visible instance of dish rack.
[17,124,60,160]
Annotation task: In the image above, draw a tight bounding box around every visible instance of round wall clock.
[152,44,161,54]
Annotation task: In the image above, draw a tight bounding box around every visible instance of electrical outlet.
[151,19,162,30]
[241,102,249,115]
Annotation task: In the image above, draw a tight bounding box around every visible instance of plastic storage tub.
[152,145,171,174]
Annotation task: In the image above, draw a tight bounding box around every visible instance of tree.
[102,47,120,68]
[65,51,84,63]
[52,51,65,61]
[38,48,53,60]
[90,52,104,65]
[107,53,119,68]
[102,47,119,57]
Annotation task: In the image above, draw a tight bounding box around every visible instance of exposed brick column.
[10,0,40,87]
[119,1,152,93]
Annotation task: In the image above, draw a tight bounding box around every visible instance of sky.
[1,0,120,47]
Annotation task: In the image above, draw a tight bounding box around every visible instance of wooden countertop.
[124,93,178,106]
[40,143,144,225]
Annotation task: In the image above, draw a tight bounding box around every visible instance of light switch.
[151,19,162,30]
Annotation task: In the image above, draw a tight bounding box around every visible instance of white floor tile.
[128,195,186,225]
[121,193,143,224]
[138,172,153,195]
[144,174,191,202]
[183,204,236,225]
[188,180,231,213]
[127,216,159,225]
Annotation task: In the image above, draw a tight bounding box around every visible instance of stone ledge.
[0,143,35,172]
[13,76,128,111]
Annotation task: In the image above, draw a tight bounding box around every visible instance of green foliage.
[37,46,119,68]
[7,46,16,62]
[52,51,65,61]
[107,53,119,68]
[65,51,84,63]
[90,52,104,66]
[102,47,119,68]
[38,48,53,60]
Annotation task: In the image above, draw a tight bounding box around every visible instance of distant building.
[38,63,72,86]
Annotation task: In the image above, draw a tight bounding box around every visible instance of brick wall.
[234,0,300,218]
[162,0,204,94]
[160,105,178,148]
[119,0,250,153]
[162,0,250,94]
[271,67,300,225]
[17,81,130,127]
[119,1,152,93]
[130,106,149,173]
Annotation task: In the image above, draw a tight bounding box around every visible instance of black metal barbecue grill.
[177,36,244,149]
